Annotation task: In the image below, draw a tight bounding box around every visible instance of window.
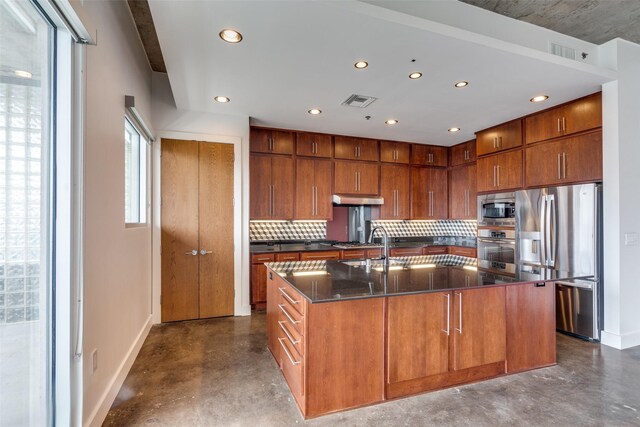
[124,117,148,224]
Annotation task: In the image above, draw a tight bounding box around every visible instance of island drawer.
[279,336,305,400]
[278,298,305,336]
[278,316,304,356]
[278,281,306,316]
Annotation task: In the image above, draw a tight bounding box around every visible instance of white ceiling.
[148,1,615,146]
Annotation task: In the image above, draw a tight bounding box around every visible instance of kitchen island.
[266,255,590,418]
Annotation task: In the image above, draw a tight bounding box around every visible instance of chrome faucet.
[368,226,389,266]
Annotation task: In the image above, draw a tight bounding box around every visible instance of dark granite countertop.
[267,255,592,303]
[250,242,340,254]
[251,237,476,253]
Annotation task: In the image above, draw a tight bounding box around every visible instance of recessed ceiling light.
[308,109,322,115]
[214,96,230,103]
[409,72,422,79]
[448,127,460,132]
[530,95,549,103]
[219,29,243,43]
[354,61,368,69]
[454,81,468,88]
[14,70,32,79]
[385,119,398,125]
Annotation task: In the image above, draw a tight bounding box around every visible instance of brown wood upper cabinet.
[525,92,602,145]
[476,150,523,193]
[525,131,602,188]
[334,160,379,195]
[449,164,476,220]
[296,132,333,158]
[380,164,410,219]
[449,140,476,166]
[334,136,379,161]
[410,167,447,219]
[380,141,410,164]
[250,154,294,219]
[250,128,294,155]
[476,120,523,156]
[411,144,448,167]
[295,158,332,220]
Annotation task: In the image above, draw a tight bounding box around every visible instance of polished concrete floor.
[104,313,640,427]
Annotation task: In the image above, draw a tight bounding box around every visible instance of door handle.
[200,249,212,255]
[185,250,198,256]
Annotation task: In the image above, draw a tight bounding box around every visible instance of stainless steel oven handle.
[478,238,516,244]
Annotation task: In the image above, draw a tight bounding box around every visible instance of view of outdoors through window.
[0,1,53,425]
[125,118,148,224]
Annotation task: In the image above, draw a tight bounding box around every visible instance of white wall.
[601,39,640,349]
[151,72,251,320]
[79,1,154,425]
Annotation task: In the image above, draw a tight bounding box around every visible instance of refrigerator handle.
[540,195,547,266]
[546,194,554,267]
[549,195,556,266]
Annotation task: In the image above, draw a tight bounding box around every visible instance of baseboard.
[235,304,251,316]
[601,329,640,349]
[85,315,153,427]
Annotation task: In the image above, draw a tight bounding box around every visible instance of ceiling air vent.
[550,42,576,60]
[342,94,377,108]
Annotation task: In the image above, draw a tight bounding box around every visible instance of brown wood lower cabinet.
[448,246,477,258]
[267,268,556,418]
[506,281,556,373]
[389,247,423,257]
[299,251,341,261]
[422,246,448,255]
[251,253,275,308]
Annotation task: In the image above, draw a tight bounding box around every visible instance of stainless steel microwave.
[477,192,516,227]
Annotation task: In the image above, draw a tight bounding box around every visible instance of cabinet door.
[380,164,409,219]
[271,156,294,219]
[506,282,556,373]
[563,92,602,136]
[386,293,450,391]
[296,132,332,158]
[452,287,506,371]
[266,269,281,364]
[422,246,448,255]
[334,160,358,194]
[314,159,333,219]
[477,150,522,192]
[450,140,476,166]
[295,158,315,218]
[476,120,522,156]
[410,167,429,219]
[526,132,602,187]
[250,154,273,219]
[251,263,268,305]
[335,136,379,161]
[411,144,448,167]
[449,165,476,219]
[524,106,564,145]
[357,162,380,195]
[341,250,366,259]
[380,141,410,164]
[299,251,341,260]
[430,168,448,219]
[250,128,294,154]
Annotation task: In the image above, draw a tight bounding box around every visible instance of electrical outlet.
[625,232,639,246]
[92,349,98,374]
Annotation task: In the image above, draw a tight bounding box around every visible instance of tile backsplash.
[250,220,477,242]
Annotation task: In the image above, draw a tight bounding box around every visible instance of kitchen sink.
[340,258,405,267]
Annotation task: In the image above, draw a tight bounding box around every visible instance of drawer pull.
[278,304,300,324]
[279,288,300,305]
[278,321,300,344]
[279,338,302,365]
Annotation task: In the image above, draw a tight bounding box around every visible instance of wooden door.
[563,92,602,136]
[198,142,234,318]
[386,292,450,395]
[161,139,200,322]
[295,158,315,218]
[506,282,556,373]
[296,132,332,158]
[380,141,410,164]
[249,154,272,219]
[524,106,564,145]
[271,156,294,219]
[430,168,448,219]
[452,287,506,371]
[314,159,333,219]
[450,140,476,166]
[476,120,523,155]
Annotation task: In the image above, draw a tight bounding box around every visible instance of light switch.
[624,232,639,246]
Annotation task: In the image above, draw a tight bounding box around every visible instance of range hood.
[332,194,384,205]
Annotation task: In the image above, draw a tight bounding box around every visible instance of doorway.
[161,139,234,321]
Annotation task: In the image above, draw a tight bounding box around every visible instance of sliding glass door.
[0,1,54,425]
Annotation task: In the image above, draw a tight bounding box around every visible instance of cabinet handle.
[562,117,566,132]
[278,321,300,345]
[496,165,500,187]
[562,152,567,179]
[493,165,497,187]
[557,118,561,133]
[279,287,300,305]
[442,294,450,335]
[498,136,502,149]
[557,153,562,180]
[278,304,300,324]
[455,292,463,334]
[493,137,496,149]
[272,185,276,216]
[278,338,302,366]
[269,184,274,217]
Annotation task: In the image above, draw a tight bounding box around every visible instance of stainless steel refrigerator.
[515,183,603,341]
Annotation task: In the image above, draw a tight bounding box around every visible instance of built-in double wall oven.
[476,192,516,274]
